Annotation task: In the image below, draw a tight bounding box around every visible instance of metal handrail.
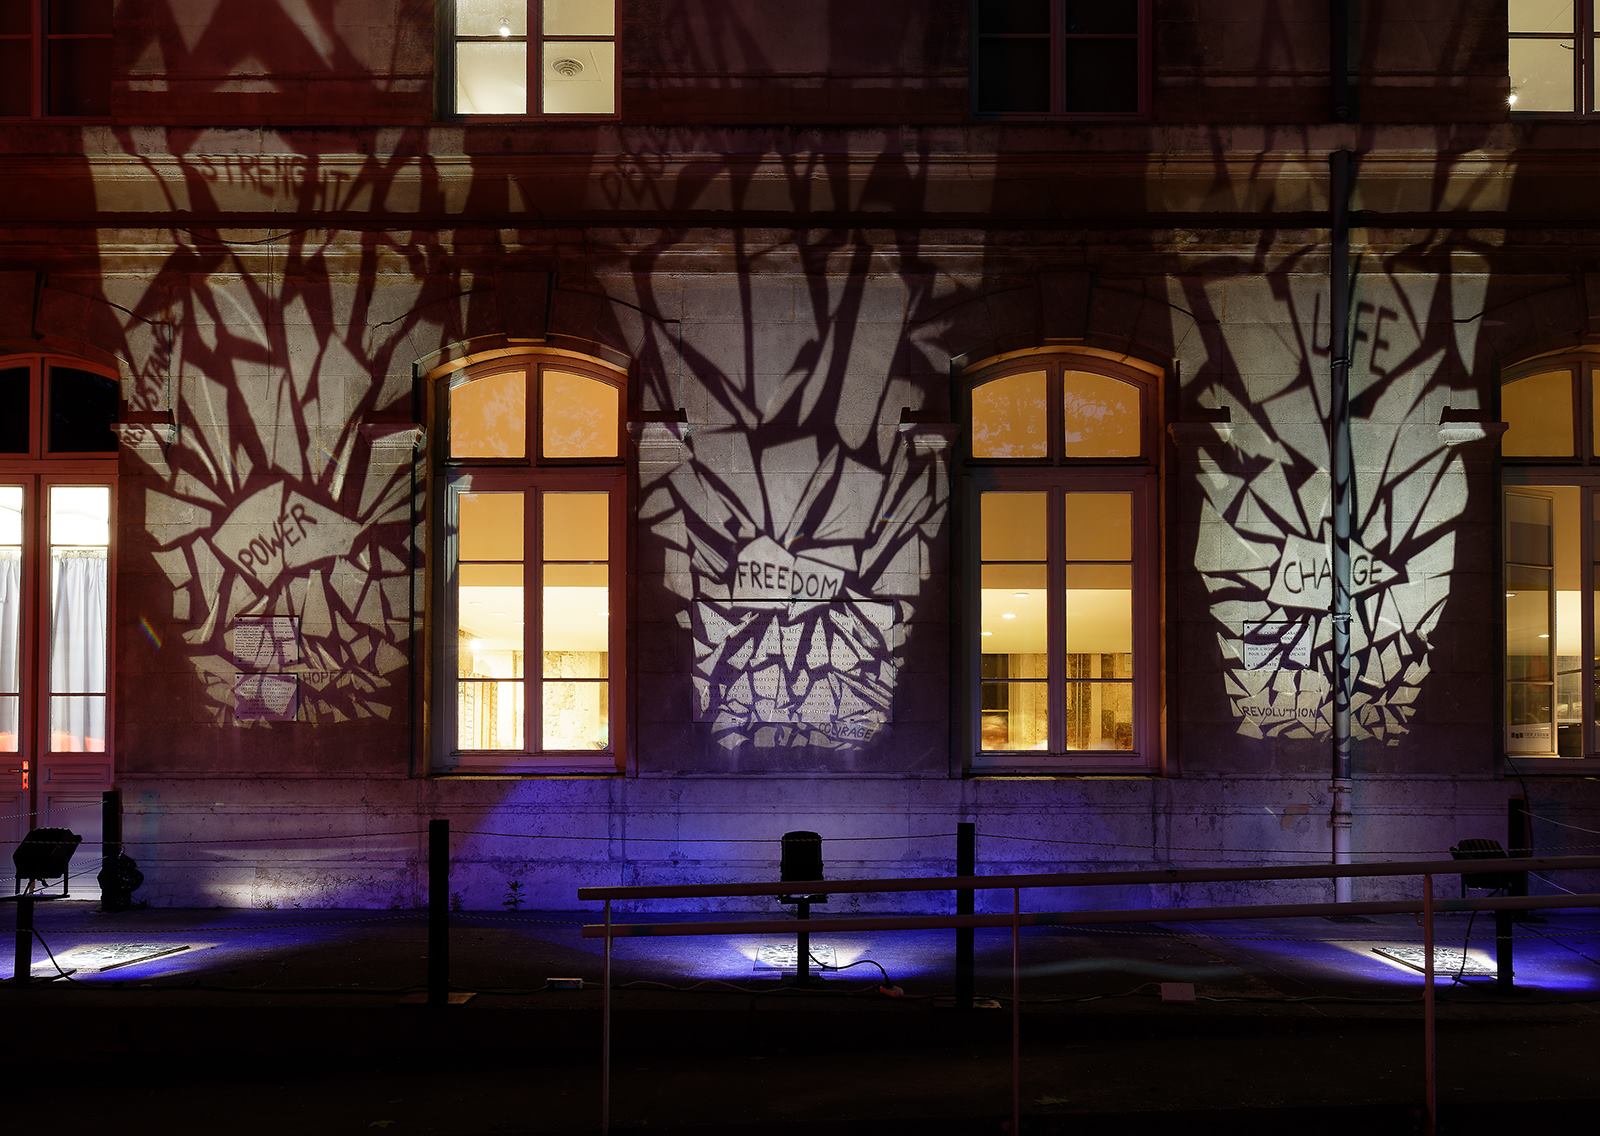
[578,853,1600,902]
[584,853,1600,1135]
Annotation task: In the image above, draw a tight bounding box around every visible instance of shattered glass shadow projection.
[1183,256,1484,745]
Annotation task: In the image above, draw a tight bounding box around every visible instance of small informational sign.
[1507,721,1553,754]
[231,616,300,669]
[1241,620,1312,670]
[234,673,300,721]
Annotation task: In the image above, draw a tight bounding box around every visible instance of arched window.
[963,350,1159,770]
[430,352,626,773]
[1501,352,1600,761]
[0,353,118,843]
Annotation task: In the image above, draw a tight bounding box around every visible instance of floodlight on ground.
[14,827,81,896]
[778,830,826,984]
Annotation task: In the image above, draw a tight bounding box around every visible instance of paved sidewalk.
[4,902,1599,1133]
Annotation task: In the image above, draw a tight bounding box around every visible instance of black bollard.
[956,822,975,1011]
[428,819,449,1007]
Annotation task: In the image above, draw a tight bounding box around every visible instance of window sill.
[435,760,619,778]
[1505,755,1600,775]
[970,754,1155,776]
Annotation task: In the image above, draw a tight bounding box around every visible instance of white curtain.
[0,549,18,750]
[51,550,107,752]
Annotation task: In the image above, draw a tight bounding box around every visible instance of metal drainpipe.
[1329,149,1356,903]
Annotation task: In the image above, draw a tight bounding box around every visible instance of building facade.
[2,0,1597,908]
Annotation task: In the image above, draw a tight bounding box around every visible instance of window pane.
[49,694,104,752]
[542,369,619,458]
[543,681,608,749]
[973,370,1048,458]
[457,492,524,561]
[0,696,15,753]
[0,42,28,117]
[1063,39,1140,113]
[1065,564,1132,673]
[0,484,19,544]
[1062,0,1138,34]
[1507,565,1554,682]
[1502,370,1574,457]
[981,563,1047,653]
[979,677,1048,751]
[0,367,28,452]
[977,0,1049,34]
[1506,490,1553,566]
[980,492,1047,561]
[976,38,1051,113]
[1510,0,1577,34]
[46,39,110,116]
[457,0,528,37]
[544,0,614,36]
[51,486,108,547]
[1508,681,1555,754]
[48,366,118,453]
[0,3,30,34]
[542,40,615,114]
[458,680,525,750]
[543,492,608,561]
[543,561,608,678]
[46,0,112,35]
[1064,492,1132,560]
[1508,38,1576,113]
[451,369,526,458]
[459,563,524,679]
[1063,372,1141,457]
[1065,681,1133,750]
[456,41,528,114]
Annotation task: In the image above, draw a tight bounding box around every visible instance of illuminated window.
[972,0,1149,117]
[1507,0,1596,113]
[1500,354,1600,759]
[0,1,113,118]
[0,354,118,832]
[432,354,625,772]
[445,0,617,117]
[965,353,1158,769]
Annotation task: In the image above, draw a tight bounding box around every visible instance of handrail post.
[602,897,612,1134]
[1011,886,1021,1135]
[956,823,975,1011]
[1422,873,1437,1136]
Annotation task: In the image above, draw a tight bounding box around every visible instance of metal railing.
[580,854,1600,1135]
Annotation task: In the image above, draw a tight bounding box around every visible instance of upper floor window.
[972,0,1149,118]
[447,0,617,117]
[964,351,1159,771]
[431,353,626,773]
[0,1,112,118]
[1508,0,1596,113]
[1501,354,1600,762]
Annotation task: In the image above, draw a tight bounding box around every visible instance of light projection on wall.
[115,230,429,727]
[1183,269,1479,744]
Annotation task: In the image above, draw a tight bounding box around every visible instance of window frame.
[961,350,1161,773]
[970,0,1152,121]
[0,354,120,832]
[441,0,621,121]
[428,351,628,775]
[1500,353,1600,769]
[1508,1,1596,116]
[0,1,113,121]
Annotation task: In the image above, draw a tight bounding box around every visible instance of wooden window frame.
[429,353,627,775]
[1500,353,1600,769]
[0,1,113,121]
[0,354,119,830]
[971,0,1152,121]
[441,0,621,121]
[1508,1,1596,116]
[962,351,1161,773]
